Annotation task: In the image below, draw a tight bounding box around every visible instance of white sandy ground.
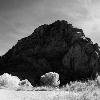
[0,89,80,100]
[1,88,100,100]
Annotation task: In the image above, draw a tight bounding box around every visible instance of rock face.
[0,20,100,86]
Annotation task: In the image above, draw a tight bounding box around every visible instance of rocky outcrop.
[0,20,100,86]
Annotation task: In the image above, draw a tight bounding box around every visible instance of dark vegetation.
[0,20,100,86]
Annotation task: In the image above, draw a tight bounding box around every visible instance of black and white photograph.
[0,0,100,100]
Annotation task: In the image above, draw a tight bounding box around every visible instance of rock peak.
[0,20,100,86]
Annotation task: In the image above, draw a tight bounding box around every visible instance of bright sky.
[0,0,100,55]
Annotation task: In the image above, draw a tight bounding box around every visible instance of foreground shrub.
[95,73,100,86]
[0,73,20,89]
[18,79,33,88]
[60,79,98,93]
[40,72,60,87]
[17,79,33,91]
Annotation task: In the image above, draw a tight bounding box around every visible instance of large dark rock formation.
[0,20,100,86]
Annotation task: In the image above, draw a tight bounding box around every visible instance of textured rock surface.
[0,20,100,86]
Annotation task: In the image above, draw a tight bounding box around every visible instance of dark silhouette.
[0,20,100,86]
